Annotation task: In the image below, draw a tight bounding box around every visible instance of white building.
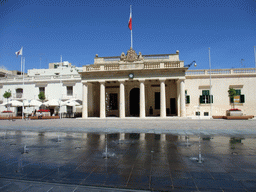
[0,50,256,119]
[79,48,256,119]
[0,62,83,116]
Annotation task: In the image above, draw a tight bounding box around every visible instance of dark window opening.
[109,93,118,110]
[67,86,73,96]
[155,92,160,109]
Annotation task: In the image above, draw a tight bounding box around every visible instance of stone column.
[180,79,186,117]
[140,80,146,118]
[119,81,125,118]
[176,80,180,116]
[100,81,105,118]
[160,79,166,118]
[120,133,125,140]
[82,82,88,118]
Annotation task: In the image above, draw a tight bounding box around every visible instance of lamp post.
[59,74,62,119]
[254,46,256,68]
[184,61,197,68]
[209,48,212,118]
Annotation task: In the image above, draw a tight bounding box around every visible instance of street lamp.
[184,61,197,68]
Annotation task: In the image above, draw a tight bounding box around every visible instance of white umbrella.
[63,100,81,106]
[23,99,42,107]
[44,99,64,107]
[1,100,23,107]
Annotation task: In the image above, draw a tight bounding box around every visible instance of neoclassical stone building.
[80,48,256,119]
[80,48,189,118]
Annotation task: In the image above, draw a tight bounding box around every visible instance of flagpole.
[21,56,23,76]
[21,56,23,119]
[22,57,25,120]
[209,48,212,118]
[130,5,133,49]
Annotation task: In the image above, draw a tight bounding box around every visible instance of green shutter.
[235,90,241,95]
[202,90,209,95]
[185,90,187,95]
[186,95,190,104]
[210,95,213,103]
[200,96,203,103]
[230,97,234,103]
[240,95,245,103]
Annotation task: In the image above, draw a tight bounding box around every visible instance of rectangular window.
[230,89,245,103]
[67,86,73,96]
[155,92,160,109]
[200,90,213,104]
[39,87,45,94]
[67,106,73,114]
[185,90,190,104]
[109,93,118,110]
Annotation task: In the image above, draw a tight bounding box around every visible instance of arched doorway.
[130,88,140,116]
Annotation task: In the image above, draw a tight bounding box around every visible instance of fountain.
[102,133,116,159]
[198,135,203,163]
[57,135,61,142]
[22,145,29,154]
[102,133,109,159]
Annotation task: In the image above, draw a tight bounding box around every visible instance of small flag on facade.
[128,12,132,30]
[15,47,23,57]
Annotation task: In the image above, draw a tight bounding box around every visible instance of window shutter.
[200,96,203,103]
[210,95,213,103]
[230,97,234,103]
[236,90,241,95]
[240,95,245,103]
[186,95,190,104]
[202,90,209,95]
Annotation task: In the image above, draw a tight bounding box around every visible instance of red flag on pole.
[128,12,132,30]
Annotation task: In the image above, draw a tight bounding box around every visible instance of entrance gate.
[130,88,140,116]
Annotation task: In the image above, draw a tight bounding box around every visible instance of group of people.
[32,109,43,118]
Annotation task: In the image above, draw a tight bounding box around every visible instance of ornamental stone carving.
[126,48,138,62]
[120,52,126,61]
[138,52,143,61]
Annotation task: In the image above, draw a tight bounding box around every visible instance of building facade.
[1,50,256,118]
[80,48,256,119]
[0,62,83,116]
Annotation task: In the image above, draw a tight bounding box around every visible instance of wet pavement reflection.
[0,131,256,191]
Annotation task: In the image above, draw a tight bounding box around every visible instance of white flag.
[15,47,23,57]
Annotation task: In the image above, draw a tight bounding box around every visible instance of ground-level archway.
[130,88,140,116]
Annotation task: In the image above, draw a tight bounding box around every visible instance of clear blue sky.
[0,0,255,71]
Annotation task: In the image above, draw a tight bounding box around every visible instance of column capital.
[159,78,166,82]
[98,80,105,84]
[177,78,185,83]
[118,80,126,83]
[139,79,146,83]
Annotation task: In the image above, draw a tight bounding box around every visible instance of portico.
[80,48,187,118]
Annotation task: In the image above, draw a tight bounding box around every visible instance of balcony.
[84,61,184,72]
[62,94,77,100]
[186,68,256,76]
[13,93,23,99]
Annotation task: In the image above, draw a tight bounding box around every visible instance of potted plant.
[227,88,242,116]
[3,90,11,111]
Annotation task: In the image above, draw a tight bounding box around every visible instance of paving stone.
[0,123,256,191]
